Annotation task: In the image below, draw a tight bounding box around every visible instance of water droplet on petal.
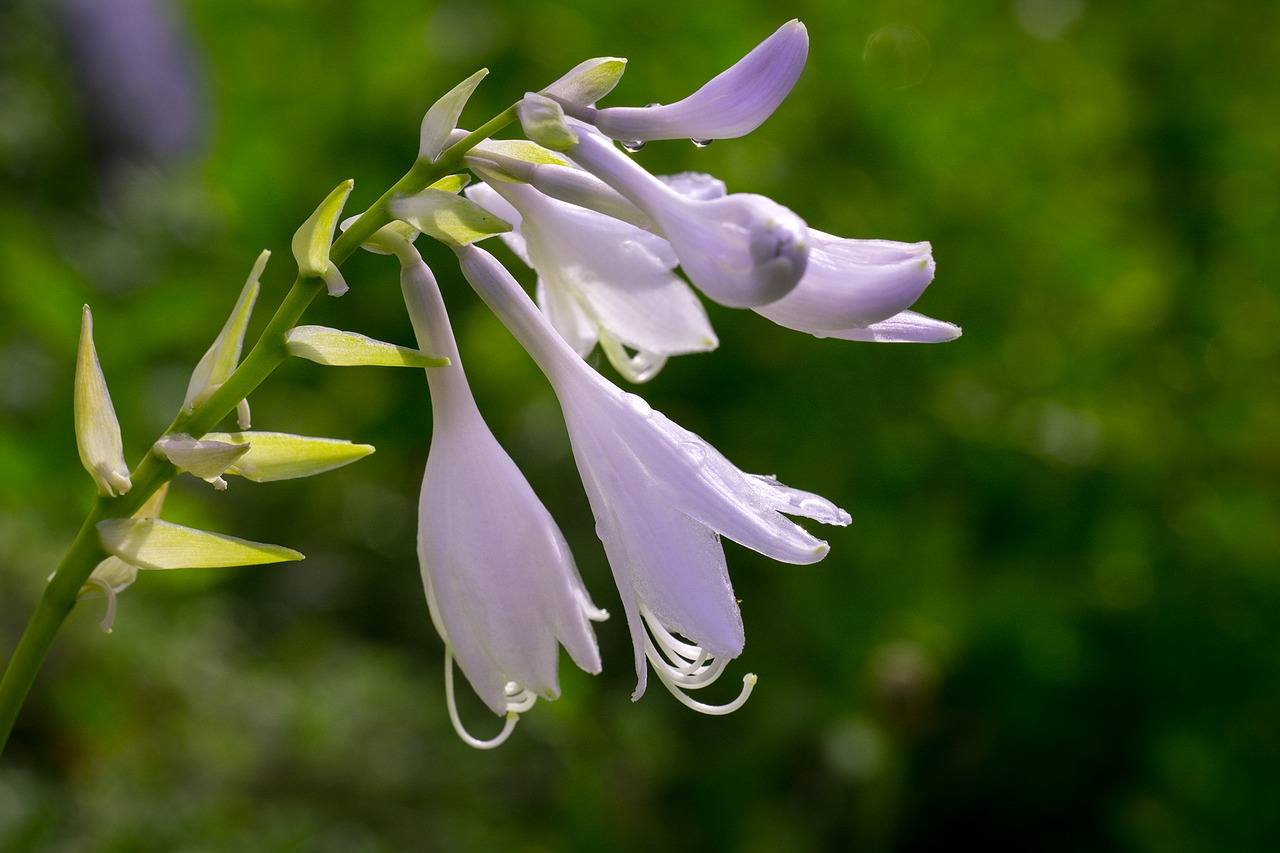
[691,138,713,148]
[646,103,662,108]
[623,393,652,418]
[679,441,707,466]
[621,139,647,153]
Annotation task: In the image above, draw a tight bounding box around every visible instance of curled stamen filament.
[640,608,757,715]
[82,576,119,634]
[642,605,708,672]
[442,649,523,749]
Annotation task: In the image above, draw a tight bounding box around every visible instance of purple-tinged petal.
[574,20,808,142]
[753,234,937,333]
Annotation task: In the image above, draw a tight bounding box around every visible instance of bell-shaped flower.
[557,20,808,143]
[506,162,960,343]
[455,244,850,712]
[392,236,605,748]
[650,172,958,340]
[753,233,961,342]
[523,115,808,308]
[466,179,717,382]
[75,305,131,497]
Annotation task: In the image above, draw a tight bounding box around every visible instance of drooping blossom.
[454,243,850,711]
[518,101,810,309]
[390,235,605,747]
[465,179,716,382]
[469,149,960,342]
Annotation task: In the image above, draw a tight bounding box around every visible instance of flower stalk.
[0,103,522,758]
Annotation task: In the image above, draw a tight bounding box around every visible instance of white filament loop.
[640,606,756,715]
[83,576,119,634]
[442,649,531,749]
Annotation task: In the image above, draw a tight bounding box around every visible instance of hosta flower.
[557,20,809,143]
[550,119,810,309]
[516,94,809,308]
[397,241,605,747]
[465,179,716,382]
[455,244,850,711]
[482,156,960,343]
[753,233,960,341]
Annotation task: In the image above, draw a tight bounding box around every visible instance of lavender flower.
[394,239,605,748]
[465,179,716,382]
[454,244,849,711]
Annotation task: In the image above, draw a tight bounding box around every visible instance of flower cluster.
[370,20,959,746]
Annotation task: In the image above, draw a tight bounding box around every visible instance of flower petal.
[823,310,963,343]
[754,234,938,333]
[583,20,808,142]
[565,127,809,308]
[401,255,603,716]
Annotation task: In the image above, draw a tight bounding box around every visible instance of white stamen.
[83,576,118,634]
[442,649,521,749]
[236,398,252,430]
[639,608,757,714]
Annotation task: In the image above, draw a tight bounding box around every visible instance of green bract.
[389,189,512,246]
[292,180,355,296]
[96,518,303,571]
[203,431,376,482]
[516,93,577,152]
[542,57,627,106]
[284,325,448,367]
[74,306,131,497]
[420,68,489,163]
[184,250,267,412]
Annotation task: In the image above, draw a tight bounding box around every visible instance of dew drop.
[679,441,707,466]
[620,139,647,153]
[623,393,652,418]
[691,138,713,148]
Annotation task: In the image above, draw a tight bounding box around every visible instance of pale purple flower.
[454,244,850,711]
[556,123,810,309]
[558,20,809,143]
[465,179,717,382]
[484,157,960,343]
[398,244,605,747]
[753,233,961,342]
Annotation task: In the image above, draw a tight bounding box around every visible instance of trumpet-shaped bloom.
[455,244,850,711]
[398,244,604,747]
[489,157,960,343]
[466,179,716,382]
[559,20,808,143]
[551,122,809,308]
[753,233,961,342]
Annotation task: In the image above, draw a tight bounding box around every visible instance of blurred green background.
[2,0,1278,849]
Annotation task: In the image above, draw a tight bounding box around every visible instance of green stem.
[0,103,520,757]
